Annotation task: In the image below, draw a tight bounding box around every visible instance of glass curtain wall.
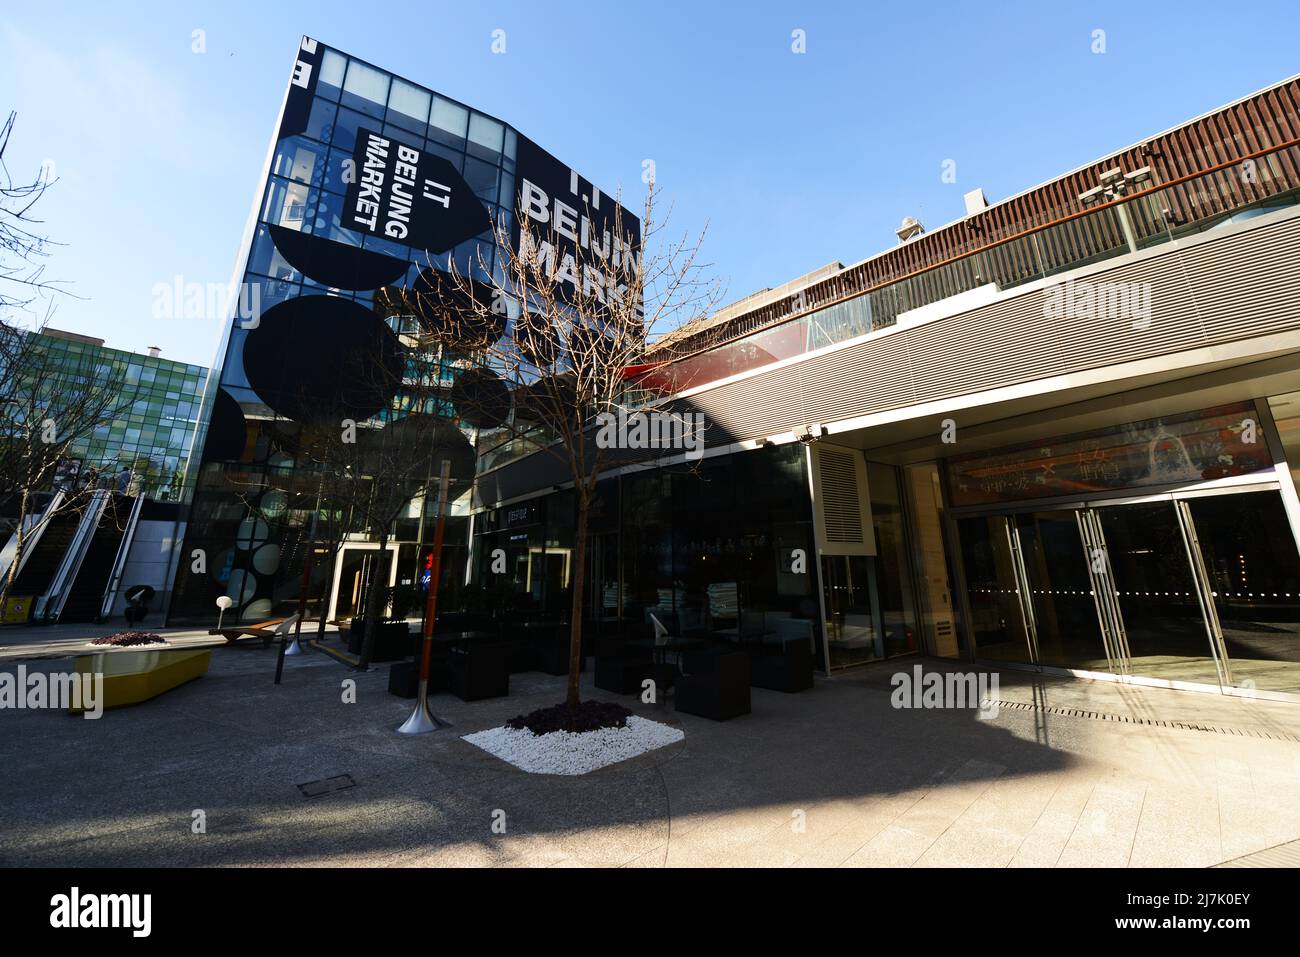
[469,444,823,664]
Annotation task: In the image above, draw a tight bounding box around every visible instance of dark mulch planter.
[506,700,634,736]
[90,631,165,647]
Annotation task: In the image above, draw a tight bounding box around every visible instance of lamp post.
[215,595,233,630]
[397,458,452,735]
[1078,165,1153,254]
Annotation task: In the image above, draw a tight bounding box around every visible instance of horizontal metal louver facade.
[477,210,1300,509]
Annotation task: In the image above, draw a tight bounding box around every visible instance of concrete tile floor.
[2,646,1299,867]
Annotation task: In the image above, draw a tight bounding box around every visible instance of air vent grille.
[818,447,864,544]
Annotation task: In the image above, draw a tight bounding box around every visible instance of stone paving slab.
[2,649,1299,867]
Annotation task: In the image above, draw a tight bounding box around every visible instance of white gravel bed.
[463,715,684,775]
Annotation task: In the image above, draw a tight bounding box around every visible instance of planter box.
[348,620,414,662]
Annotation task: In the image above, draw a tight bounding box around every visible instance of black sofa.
[388,644,451,698]
[525,621,587,676]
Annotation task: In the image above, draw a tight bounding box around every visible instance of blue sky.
[2,0,1298,366]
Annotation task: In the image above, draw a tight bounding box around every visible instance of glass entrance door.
[956,515,1033,663]
[957,487,1300,695]
[1012,510,1111,671]
[331,546,394,622]
[1182,490,1300,693]
[1093,501,1227,687]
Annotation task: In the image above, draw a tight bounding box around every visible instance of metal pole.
[398,459,452,734]
[277,488,321,683]
[286,483,322,658]
[1115,202,1139,254]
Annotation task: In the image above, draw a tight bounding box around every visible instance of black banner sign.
[512,135,641,305]
[343,127,490,255]
[278,35,324,139]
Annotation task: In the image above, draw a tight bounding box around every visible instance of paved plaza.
[3,639,1300,867]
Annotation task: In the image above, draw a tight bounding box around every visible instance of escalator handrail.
[35,489,110,622]
[0,489,66,590]
[99,494,144,621]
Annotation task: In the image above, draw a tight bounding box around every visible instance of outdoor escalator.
[56,494,137,624]
[8,506,82,602]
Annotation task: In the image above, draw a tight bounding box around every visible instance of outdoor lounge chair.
[209,614,300,648]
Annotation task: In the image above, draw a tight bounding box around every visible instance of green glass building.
[28,328,206,501]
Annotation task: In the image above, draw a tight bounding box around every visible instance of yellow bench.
[68,648,212,713]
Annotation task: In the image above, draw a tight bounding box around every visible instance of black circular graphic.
[450,368,511,429]
[269,224,410,291]
[513,373,581,426]
[242,295,405,425]
[514,312,560,369]
[370,415,477,497]
[375,267,506,347]
[201,387,249,463]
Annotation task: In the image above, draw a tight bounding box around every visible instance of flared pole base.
[397,679,448,735]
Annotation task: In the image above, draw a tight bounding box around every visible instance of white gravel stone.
[463,715,684,775]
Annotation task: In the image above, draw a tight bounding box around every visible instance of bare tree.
[0,329,129,617]
[423,181,722,712]
[0,112,68,320]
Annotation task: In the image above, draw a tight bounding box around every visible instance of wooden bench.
[208,614,300,647]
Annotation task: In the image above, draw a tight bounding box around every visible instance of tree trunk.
[356,534,388,671]
[316,547,339,639]
[565,496,590,712]
[0,488,30,620]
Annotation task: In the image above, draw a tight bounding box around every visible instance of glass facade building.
[167,37,632,627]
[23,328,204,500]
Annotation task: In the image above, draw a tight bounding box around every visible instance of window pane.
[423,140,464,173]
[430,97,468,144]
[463,155,499,203]
[310,191,360,246]
[261,178,311,229]
[387,78,430,131]
[303,98,337,143]
[329,106,368,152]
[318,50,346,98]
[271,137,326,188]
[341,59,389,118]
[467,113,504,159]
